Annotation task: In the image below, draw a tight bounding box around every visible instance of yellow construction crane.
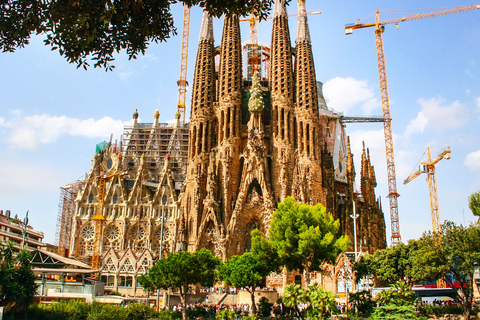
[404,147,451,233]
[240,9,322,45]
[177,4,191,124]
[239,7,320,79]
[345,4,479,244]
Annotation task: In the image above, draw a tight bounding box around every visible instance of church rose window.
[81,225,95,240]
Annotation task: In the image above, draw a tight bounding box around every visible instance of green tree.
[281,284,306,320]
[1,0,281,71]
[304,283,336,320]
[0,241,38,313]
[469,190,480,219]
[375,281,419,307]
[354,240,421,287]
[281,283,336,320]
[412,221,480,319]
[348,290,375,317]
[370,305,426,320]
[268,197,349,286]
[217,237,278,316]
[257,297,273,317]
[138,248,219,320]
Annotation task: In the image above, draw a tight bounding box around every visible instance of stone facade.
[68,0,386,296]
[179,0,386,261]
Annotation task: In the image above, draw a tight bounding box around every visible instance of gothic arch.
[126,223,147,251]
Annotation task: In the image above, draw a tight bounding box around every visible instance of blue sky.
[1,1,479,245]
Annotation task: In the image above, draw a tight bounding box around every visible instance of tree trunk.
[463,277,474,320]
[303,267,310,289]
[179,285,188,320]
[248,287,257,315]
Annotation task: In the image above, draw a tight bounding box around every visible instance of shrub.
[157,309,182,320]
[421,304,463,316]
[256,297,273,317]
[375,281,420,306]
[49,299,92,320]
[370,305,427,320]
[125,302,158,319]
[215,308,236,320]
[87,303,128,320]
[348,290,375,316]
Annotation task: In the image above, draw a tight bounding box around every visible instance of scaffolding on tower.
[56,179,85,251]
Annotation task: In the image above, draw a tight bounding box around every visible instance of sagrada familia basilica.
[59,0,387,296]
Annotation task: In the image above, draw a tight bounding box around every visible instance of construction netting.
[95,141,109,154]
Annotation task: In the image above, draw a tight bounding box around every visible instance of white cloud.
[2,113,124,151]
[0,159,63,201]
[142,54,158,61]
[476,97,480,112]
[465,150,480,170]
[323,77,379,115]
[404,97,467,137]
[119,71,134,81]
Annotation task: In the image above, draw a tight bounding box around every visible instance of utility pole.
[156,195,168,310]
[350,203,359,261]
[21,210,29,248]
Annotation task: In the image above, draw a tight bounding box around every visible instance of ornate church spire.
[270,0,295,201]
[273,0,288,18]
[189,10,216,160]
[199,10,214,42]
[296,0,311,41]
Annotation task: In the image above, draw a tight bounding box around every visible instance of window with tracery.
[79,224,94,256]
[81,225,95,240]
[103,257,117,272]
[103,225,121,250]
[153,227,171,255]
[120,258,135,273]
[128,225,146,250]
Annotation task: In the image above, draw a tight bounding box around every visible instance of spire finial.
[273,0,288,18]
[199,10,214,42]
[296,0,311,42]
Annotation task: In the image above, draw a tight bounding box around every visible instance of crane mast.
[177,5,191,124]
[89,168,128,278]
[345,4,479,244]
[404,147,451,233]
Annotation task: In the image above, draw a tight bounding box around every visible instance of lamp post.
[156,195,168,310]
[21,210,29,248]
[350,201,359,261]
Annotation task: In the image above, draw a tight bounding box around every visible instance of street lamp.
[350,201,359,261]
[159,195,168,258]
[21,210,29,248]
[156,195,168,310]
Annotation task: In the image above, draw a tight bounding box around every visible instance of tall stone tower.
[180,0,386,261]
[291,0,324,205]
[270,0,296,202]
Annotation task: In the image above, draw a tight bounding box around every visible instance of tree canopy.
[217,252,265,315]
[356,221,480,319]
[468,190,480,218]
[138,248,219,320]
[1,0,282,70]
[268,197,350,286]
[414,221,480,319]
[0,241,38,313]
[217,229,279,315]
[354,240,421,287]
